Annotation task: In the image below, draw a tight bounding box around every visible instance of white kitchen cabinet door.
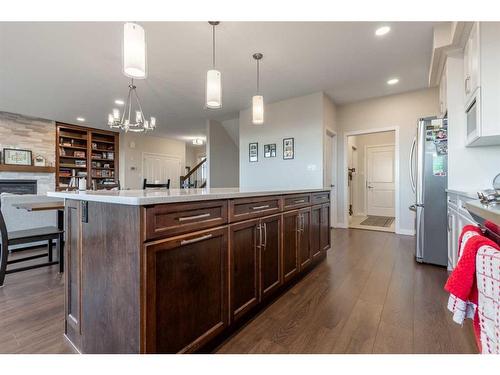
[439,65,447,117]
[464,23,480,102]
[447,208,458,271]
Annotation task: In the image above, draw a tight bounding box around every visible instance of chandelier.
[108,79,156,132]
[108,22,156,133]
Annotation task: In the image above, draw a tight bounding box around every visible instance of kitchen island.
[47,188,331,353]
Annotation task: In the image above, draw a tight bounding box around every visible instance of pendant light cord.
[256,59,260,93]
[212,24,216,68]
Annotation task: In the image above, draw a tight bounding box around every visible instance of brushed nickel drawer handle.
[252,205,270,210]
[178,213,211,222]
[294,199,306,204]
[181,234,213,245]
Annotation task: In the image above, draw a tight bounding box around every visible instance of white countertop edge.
[47,188,330,206]
[446,189,478,199]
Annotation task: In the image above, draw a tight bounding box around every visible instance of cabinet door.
[320,204,331,251]
[144,227,228,353]
[282,211,299,283]
[469,23,480,94]
[230,218,260,322]
[447,209,458,270]
[310,205,322,260]
[260,214,282,299]
[65,199,83,349]
[298,208,312,270]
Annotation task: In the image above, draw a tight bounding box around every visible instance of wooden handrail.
[181,158,206,184]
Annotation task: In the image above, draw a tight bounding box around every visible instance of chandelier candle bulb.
[123,22,147,79]
[113,108,120,120]
[136,110,142,123]
[150,117,156,128]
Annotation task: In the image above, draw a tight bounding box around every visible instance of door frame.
[342,126,400,233]
[324,128,338,228]
[364,143,396,217]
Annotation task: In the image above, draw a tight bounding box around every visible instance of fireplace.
[0,180,37,195]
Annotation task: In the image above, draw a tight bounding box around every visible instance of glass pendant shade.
[123,22,147,79]
[206,69,222,109]
[252,95,264,125]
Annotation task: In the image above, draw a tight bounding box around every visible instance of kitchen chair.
[95,180,121,190]
[143,179,170,189]
[0,204,64,287]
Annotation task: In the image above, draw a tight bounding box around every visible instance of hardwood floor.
[0,229,477,354]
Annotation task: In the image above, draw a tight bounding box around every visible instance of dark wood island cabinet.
[50,189,331,353]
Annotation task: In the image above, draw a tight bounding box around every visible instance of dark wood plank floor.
[0,229,477,354]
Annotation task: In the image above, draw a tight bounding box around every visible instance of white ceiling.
[0,22,438,140]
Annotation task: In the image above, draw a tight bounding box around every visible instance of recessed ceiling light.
[375,26,391,36]
[76,117,85,122]
[115,99,125,105]
[387,78,399,85]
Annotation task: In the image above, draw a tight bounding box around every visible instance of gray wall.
[207,120,239,188]
[239,92,325,190]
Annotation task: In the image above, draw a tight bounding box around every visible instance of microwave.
[465,87,481,146]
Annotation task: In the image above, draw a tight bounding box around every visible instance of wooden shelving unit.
[56,123,119,191]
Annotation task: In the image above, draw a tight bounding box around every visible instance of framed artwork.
[2,148,32,166]
[249,142,258,162]
[264,144,276,158]
[283,138,294,160]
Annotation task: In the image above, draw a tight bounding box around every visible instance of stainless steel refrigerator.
[409,117,448,266]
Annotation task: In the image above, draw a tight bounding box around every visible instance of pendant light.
[252,53,264,125]
[123,22,147,79]
[206,21,222,109]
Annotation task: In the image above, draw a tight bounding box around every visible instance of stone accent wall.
[0,111,56,193]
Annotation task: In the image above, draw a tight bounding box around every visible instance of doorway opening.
[345,130,396,233]
[324,129,337,228]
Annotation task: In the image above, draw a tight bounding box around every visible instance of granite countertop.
[466,200,500,226]
[446,189,478,199]
[47,187,329,206]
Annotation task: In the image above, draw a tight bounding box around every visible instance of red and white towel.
[445,224,500,353]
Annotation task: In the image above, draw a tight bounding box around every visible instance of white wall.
[207,119,239,188]
[349,131,395,216]
[446,54,500,192]
[239,92,325,190]
[336,88,440,235]
[119,133,186,189]
[185,144,206,169]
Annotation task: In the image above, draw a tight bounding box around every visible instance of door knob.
[330,184,335,188]
[367,185,374,189]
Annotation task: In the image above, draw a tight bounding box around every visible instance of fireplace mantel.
[0,165,56,173]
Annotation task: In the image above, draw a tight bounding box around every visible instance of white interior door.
[142,153,182,188]
[366,145,395,217]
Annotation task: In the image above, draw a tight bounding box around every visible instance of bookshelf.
[55,123,119,191]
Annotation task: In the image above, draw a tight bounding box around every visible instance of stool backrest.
[143,179,170,189]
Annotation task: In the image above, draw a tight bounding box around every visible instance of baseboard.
[335,222,348,229]
[396,228,415,236]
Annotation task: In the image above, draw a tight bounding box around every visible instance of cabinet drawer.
[229,196,282,222]
[283,193,311,210]
[144,200,228,241]
[311,192,330,205]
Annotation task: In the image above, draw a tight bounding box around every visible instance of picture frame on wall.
[249,142,258,162]
[264,144,276,158]
[283,138,294,160]
[2,148,32,166]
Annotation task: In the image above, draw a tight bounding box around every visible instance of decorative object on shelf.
[283,138,295,160]
[206,21,222,109]
[192,138,204,145]
[74,151,86,158]
[123,22,147,79]
[249,142,258,162]
[252,53,264,125]
[33,155,46,167]
[2,148,32,165]
[108,22,156,133]
[108,79,156,132]
[264,144,276,158]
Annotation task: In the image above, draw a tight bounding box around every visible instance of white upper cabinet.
[464,22,500,147]
[439,63,447,117]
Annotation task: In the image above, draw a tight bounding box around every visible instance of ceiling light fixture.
[76,117,85,122]
[192,138,204,145]
[252,53,264,125]
[375,26,391,36]
[108,22,156,133]
[123,22,147,79]
[206,21,222,109]
[387,78,399,85]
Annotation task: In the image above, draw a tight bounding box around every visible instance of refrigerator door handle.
[409,136,416,193]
